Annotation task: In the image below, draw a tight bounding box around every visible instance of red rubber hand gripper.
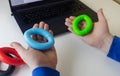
[0,47,24,66]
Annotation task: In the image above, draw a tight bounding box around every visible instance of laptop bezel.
[9,0,71,12]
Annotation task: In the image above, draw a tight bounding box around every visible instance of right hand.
[65,9,114,53]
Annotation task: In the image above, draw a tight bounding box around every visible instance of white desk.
[0,0,120,76]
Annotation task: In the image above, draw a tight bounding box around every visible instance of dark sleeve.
[32,67,60,76]
[107,36,120,62]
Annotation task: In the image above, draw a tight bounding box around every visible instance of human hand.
[10,21,57,70]
[65,9,113,53]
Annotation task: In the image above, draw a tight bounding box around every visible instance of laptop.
[9,0,98,36]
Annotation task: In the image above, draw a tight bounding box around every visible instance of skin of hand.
[10,21,57,70]
[65,9,114,53]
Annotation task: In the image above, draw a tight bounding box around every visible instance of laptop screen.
[11,0,43,6]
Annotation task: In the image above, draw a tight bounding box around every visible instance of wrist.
[100,34,114,53]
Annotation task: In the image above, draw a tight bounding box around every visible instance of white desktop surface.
[0,0,120,76]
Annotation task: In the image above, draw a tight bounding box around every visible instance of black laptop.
[9,0,98,36]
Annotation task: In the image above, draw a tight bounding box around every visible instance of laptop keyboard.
[18,0,87,24]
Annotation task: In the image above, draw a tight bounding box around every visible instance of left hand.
[10,21,57,70]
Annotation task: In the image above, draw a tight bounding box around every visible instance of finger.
[68,27,73,33]
[49,30,54,36]
[39,21,45,29]
[36,21,45,40]
[69,16,76,21]
[44,24,49,31]
[65,18,72,24]
[33,23,39,28]
[32,35,37,41]
[97,8,106,21]
[65,21,72,28]
[32,24,39,40]
[10,42,27,60]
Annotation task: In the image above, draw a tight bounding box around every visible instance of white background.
[0,0,120,76]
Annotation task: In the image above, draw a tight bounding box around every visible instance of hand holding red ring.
[0,47,24,66]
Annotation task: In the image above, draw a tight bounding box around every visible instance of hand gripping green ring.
[72,14,93,36]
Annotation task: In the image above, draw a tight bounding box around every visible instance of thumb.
[10,42,27,59]
[97,8,106,21]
